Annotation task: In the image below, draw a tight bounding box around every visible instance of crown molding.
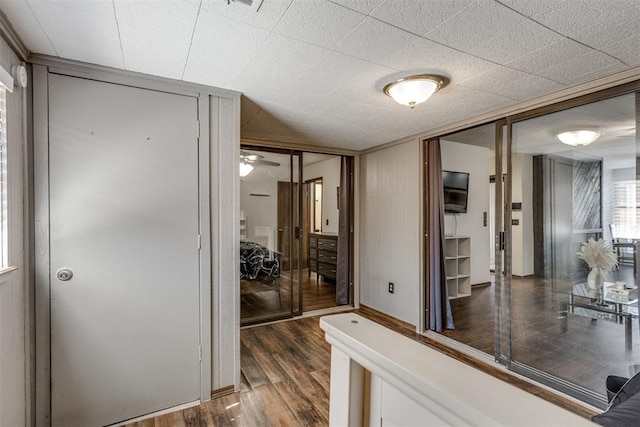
[241,137,359,156]
[0,9,29,62]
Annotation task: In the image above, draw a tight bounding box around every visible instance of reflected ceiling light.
[239,162,254,177]
[383,74,447,108]
[556,130,601,147]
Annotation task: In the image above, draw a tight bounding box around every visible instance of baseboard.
[357,305,417,333]
[211,385,234,399]
[471,282,491,288]
[112,400,200,426]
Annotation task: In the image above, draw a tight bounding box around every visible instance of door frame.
[240,145,304,323]
[33,65,213,424]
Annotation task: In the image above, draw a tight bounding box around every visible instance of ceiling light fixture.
[383,74,447,108]
[556,130,601,147]
[239,162,254,177]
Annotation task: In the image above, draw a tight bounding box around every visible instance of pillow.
[606,375,629,404]
[592,391,640,427]
[607,372,640,409]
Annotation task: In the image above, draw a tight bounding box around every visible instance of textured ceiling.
[1,0,639,150]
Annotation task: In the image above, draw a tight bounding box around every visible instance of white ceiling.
[1,0,639,150]
[444,92,636,168]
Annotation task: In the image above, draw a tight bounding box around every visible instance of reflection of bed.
[240,240,281,280]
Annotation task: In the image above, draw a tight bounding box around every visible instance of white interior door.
[49,74,201,426]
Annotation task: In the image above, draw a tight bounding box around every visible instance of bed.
[240,240,281,280]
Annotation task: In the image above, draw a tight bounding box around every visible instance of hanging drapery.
[427,138,455,331]
[336,156,353,305]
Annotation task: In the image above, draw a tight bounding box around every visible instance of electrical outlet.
[388,282,394,293]
[512,219,519,225]
[326,219,329,226]
[483,212,487,227]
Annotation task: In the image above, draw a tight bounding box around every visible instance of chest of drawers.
[308,233,338,281]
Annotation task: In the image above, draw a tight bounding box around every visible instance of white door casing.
[49,74,201,426]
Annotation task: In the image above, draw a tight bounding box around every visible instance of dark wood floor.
[126,306,596,426]
[442,266,640,395]
[241,269,339,323]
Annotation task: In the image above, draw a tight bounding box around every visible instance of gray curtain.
[336,156,353,305]
[427,139,455,331]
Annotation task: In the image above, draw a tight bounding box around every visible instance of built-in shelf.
[445,236,471,299]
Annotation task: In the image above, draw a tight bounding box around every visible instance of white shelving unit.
[445,236,471,299]
[240,210,247,240]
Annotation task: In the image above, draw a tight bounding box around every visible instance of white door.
[49,74,201,426]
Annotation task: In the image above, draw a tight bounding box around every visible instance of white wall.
[304,156,340,233]
[511,154,534,276]
[0,43,27,425]
[489,152,534,277]
[359,140,421,326]
[240,179,278,243]
[441,141,490,285]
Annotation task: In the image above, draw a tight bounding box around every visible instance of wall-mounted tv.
[443,170,469,214]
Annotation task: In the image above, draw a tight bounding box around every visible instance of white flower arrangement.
[577,238,618,271]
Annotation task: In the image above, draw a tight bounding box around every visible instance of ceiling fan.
[240,151,280,167]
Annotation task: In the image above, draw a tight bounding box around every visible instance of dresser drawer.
[318,262,337,279]
[318,250,337,263]
[317,237,337,251]
[309,247,317,258]
[309,259,318,272]
[309,235,318,247]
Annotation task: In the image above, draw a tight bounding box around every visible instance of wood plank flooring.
[126,306,596,427]
[442,266,640,396]
[241,269,339,323]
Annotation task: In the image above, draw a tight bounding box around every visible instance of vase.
[587,267,606,291]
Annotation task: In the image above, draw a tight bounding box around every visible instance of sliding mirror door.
[427,123,498,354]
[240,148,302,325]
[507,91,638,406]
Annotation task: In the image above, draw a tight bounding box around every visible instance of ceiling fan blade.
[248,159,281,167]
[240,150,264,161]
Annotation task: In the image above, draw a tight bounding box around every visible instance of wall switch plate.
[483,212,487,227]
[388,282,394,293]
[512,219,519,225]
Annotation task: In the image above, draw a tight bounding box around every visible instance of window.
[0,86,7,268]
[613,180,639,239]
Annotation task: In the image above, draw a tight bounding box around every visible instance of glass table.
[562,282,639,349]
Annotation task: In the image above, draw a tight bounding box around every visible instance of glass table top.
[571,282,638,306]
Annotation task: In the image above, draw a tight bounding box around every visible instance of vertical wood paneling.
[359,141,421,326]
[0,37,27,427]
[210,94,242,392]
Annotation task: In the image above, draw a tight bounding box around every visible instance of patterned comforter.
[240,240,281,280]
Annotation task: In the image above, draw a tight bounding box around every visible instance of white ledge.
[320,313,595,426]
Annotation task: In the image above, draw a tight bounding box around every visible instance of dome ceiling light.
[556,130,601,147]
[383,75,447,108]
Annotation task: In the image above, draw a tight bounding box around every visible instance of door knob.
[56,268,73,281]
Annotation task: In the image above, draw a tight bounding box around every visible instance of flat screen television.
[443,170,469,214]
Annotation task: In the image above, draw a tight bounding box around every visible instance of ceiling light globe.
[556,130,601,147]
[384,75,445,108]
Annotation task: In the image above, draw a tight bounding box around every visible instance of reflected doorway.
[240,148,354,325]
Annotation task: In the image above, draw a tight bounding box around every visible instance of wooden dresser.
[308,233,338,281]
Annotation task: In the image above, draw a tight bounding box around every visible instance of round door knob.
[56,268,73,281]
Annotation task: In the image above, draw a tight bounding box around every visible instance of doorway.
[240,149,302,324]
[42,74,203,426]
[240,148,353,324]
